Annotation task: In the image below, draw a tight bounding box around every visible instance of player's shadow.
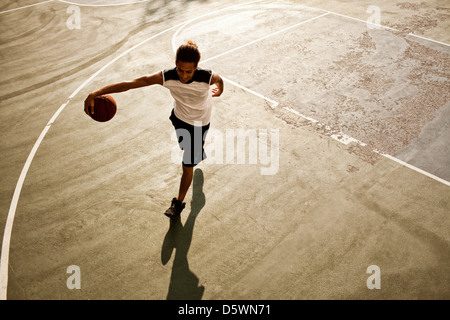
[161,169,205,300]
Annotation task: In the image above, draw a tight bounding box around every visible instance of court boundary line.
[380,154,450,186]
[407,33,450,47]
[0,0,266,300]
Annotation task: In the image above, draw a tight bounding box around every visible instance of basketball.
[91,95,117,122]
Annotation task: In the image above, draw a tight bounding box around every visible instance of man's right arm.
[84,71,163,115]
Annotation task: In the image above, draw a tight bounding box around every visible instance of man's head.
[176,41,201,83]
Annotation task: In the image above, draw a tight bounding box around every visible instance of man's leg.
[164,165,192,219]
[178,164,194,203]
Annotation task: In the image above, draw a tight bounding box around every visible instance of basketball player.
[84,41,224,219]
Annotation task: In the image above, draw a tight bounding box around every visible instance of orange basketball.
[91,95,117,122]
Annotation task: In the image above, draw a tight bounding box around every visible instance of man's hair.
[176,41,201,66]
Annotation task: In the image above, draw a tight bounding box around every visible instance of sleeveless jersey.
[162,67,213,126]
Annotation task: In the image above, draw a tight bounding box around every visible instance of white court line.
[2,0,449,300]
[334,12,450,47]
[283,107,367,146]
[57,0,151,7]
[407,33,450,47]
[0,0,54,14]
[330,10,398,32]
[221,76,279,108]
[0,0,266,301]
[380,154,450,187]
[287,2,398,31]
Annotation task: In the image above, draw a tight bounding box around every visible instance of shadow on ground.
[161,169,206,300]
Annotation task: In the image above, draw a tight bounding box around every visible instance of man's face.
[176,61,197,83]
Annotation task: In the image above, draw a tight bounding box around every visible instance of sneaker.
[164,198,186,219]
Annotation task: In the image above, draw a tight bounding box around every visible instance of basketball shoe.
[164,198,185,219]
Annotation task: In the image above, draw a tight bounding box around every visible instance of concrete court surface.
[0,0,449,300]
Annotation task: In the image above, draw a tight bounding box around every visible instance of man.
[84,41,224,219]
